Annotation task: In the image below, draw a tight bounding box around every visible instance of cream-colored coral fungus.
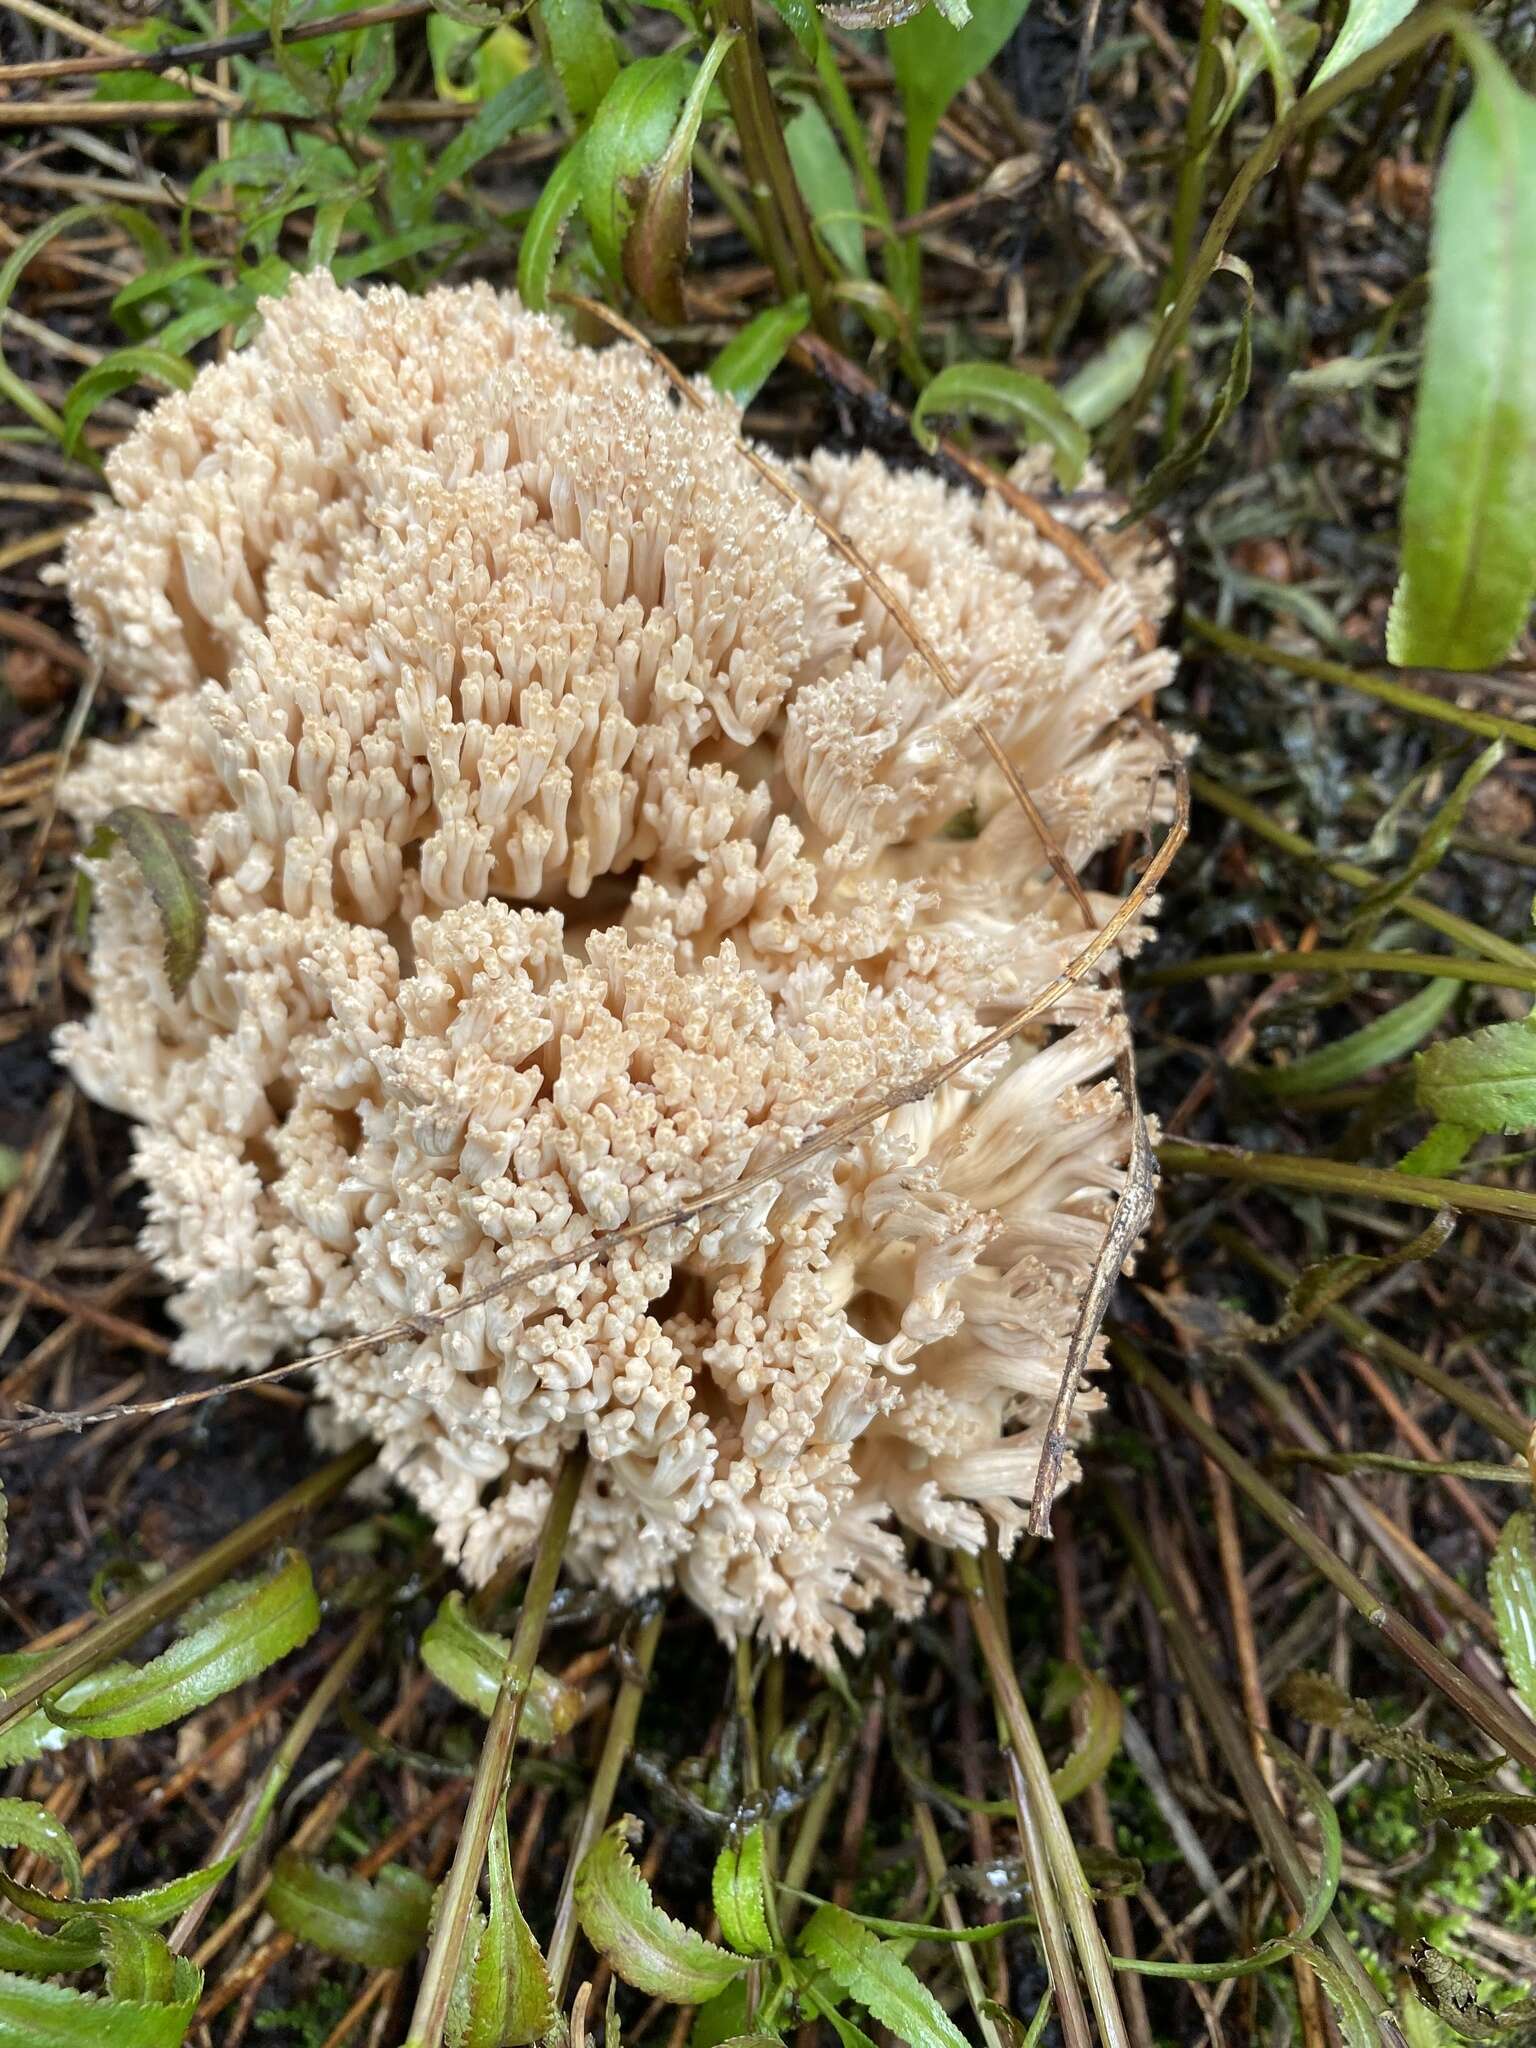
[58,272,1174,1661]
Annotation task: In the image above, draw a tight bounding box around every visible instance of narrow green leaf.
[709,299,811,405]
[799,1904,967,2048]
[622,33,736,323]
[1395,1120,1474,1176]
[785,101,869,279]
[1415,1015,1536,1134]
[887,0,1033,214]
[1223,0,1303,110]
[61,350,195,459]
[1060,323,1156,429]
[82,807,209,999]
[711,1827,773,1957]
[424,72,553,202]
[459,1802,555,2048]
[911,361,1088,487]
[1388,40,1536,669]
[1313,0,1417,87]
[1490,1511,1536,1717]
[45,1550,319,1740]
[1354,740,1506,924]
[0,1916,104,1977]
[0,1799,82,1896]
[266,1853,433,1968]
[517,144,586,311]
[1257,976,1460,1096]
[1132,257,1253,516]
[575,1819,746,2003]
[1048,1667,1123,1803]
[419,1593,581,1746]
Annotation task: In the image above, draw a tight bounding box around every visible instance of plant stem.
[1191,769,1534,971]
[911,1798,1006,2048]
[1140,947,1536,992]
[406,1450,587,2048]
[546,1606,663,2002]
[1100,1484,1392,2021]
[1114,1338,1536,1773]
[1186,611,1536,749]
[1213,1226,1531,1452]
[958,1550,1129,2048]
[715,0,831,332]
[1109,2,1465,467]
[0,1440,374,1737]
[1160,0,1225,455]
[1156,1137,1536,1225]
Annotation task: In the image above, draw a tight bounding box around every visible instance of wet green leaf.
[711,1826,773,1957]
[575,1819,746,2003]
[1224,0,1305,110]
[911,361,1088,486]
[1132,257,1253,516]
[266,1853,433,1968]
[580,56,691,284]
[457,1802,555,2048]
[0,1963,200,2048]
[542,0,620,122]
[786,101,868,279]
[709,299,811,405]
[1388,40,1536,669]
[1490,1511,1536,1717]
[419,1592,581,1746]
[1257,976,1460,1096]
[1047,1666,1123,1803]
[424,72,553,203]
[799,1904,967,2048]
[45,1551,319,1740]
[1415,1016,1536,1134]
[82,807,209,1000]
[0,1799,82,1896]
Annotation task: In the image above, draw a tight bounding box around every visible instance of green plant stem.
[1140,947,1536,992]
[1272,1447,1528,1483]
[0,1441,374,1738]
[1186,612,1536,749]
[1156,1137,1536,1224]
[406,1449,587,2048]
[1213,1226,1531,1453]
[545,1606,662,2002]
[1109,2,1464,467]
[168,1607,384,1955]
[1190,769,1535,972]
[911,1799,1006,2048]
[1100,1483,1392,2021]
[1160,0,1225,455]
[958,1550,1129,2048]
[1114,1338,1536,1773]
[714,0,831,332]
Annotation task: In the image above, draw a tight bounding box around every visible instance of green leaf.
[1353,740,1506,925]
[574,1819,747,2003]
[1408,1941,1536,2044]
[711,1827,773,1957]
[0,1799,82,1896]
[1313,0,1417,87]
[1388,40,1536,670]
[911,362,1088,487]
[424,72,553,204]
[542,0,621,122]
[786,101,869,279]
[1395,1121,1474,1176]
[1223,0,1304,111]
[517,143,586,311]
[82,806,209,999]
[458,1802,555,2048]
[1415,1016,1536,1134]
[887,0,1033,214]
[266,1853,433,1968]
[622,33,737,323]
[1490,1511,1536,1717]
[709,299,811,406]
[45,1551,319,1740]
[1131,257,1253,516]
[419,1593,581,1746]
[798,1904,967,2048]
[579,56,691,284]
[0,1974,198,2048]
[1048,1667,1123,1803]
[61,349,195,459]
[1258,976,1460,1098]
[1061,323,1156,430]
